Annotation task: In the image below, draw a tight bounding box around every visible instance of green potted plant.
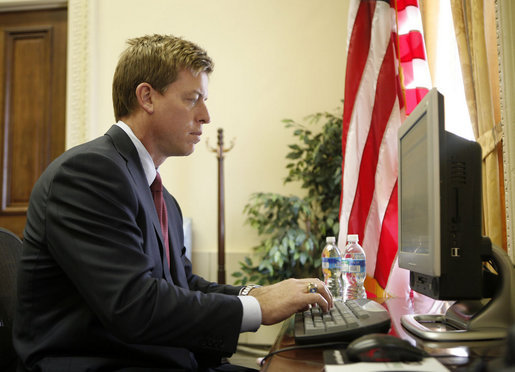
[233,107,343,285]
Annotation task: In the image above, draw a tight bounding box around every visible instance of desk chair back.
[0,227,22,371]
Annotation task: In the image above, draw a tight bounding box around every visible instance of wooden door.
[0,8,67,237]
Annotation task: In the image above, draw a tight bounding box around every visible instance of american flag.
[338,0,431,295]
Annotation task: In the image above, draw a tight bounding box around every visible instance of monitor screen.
[400,110,432,258]
[398,88,489,300]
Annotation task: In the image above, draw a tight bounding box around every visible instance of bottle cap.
[326,236,336,243]
[348,234,359,242]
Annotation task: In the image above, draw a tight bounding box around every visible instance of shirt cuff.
[238,295,262,332]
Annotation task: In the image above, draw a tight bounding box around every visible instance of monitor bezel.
[398,88,442,277]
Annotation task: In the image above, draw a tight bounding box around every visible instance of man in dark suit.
[13,34,332,371]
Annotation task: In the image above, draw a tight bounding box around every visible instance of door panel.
[0,8,67,237]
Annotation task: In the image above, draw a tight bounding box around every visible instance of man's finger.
[317,280,334,308]
[308,293,329,313]
[305,279,333,309]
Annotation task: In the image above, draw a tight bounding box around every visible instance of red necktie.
[150,172,170,267]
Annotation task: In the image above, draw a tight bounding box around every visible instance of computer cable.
[259,341,349,367]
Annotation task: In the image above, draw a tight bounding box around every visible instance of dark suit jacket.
[13,125,244,371]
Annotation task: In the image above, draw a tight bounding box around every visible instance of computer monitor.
[398,88,488,299]
[397,88,515,341]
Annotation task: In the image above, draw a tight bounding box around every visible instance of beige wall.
[65,0,350,282]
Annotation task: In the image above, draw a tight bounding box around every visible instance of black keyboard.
[294,298,391,344]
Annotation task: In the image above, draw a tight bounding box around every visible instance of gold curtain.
[449,0,505,249]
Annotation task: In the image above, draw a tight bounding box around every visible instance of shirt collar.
[115,120,157,186]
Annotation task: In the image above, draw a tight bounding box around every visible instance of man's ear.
[135,82,154,114]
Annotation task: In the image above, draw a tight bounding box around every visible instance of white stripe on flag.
[402,59,432,89]
[397,5,424,34]
[362,97,402,275]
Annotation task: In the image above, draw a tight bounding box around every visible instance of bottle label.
[322,257,341,270]
[342,259,365,273]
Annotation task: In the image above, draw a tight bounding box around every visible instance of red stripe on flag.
[348,38,398,239]
[396,0,420,12]
[405,87,430,114]
[341,0,376,176]
[398,31,427,61]
[374,182,398,288]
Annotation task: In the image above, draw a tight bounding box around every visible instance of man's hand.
[249,278,333,325]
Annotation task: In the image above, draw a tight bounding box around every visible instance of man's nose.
[197,100,210,124]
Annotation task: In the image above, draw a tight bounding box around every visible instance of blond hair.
[112,34,213,121]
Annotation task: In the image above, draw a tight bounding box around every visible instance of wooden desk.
[260,317,324,371]
[260,297,507,371]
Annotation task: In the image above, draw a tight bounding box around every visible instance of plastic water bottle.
[321,236,343,301]
[342,234,366,300]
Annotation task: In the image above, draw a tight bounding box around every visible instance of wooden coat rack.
[208,128,234,284]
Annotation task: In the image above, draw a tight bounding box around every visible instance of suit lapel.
[105,126,175,283]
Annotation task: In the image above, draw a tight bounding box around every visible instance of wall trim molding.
[0,0,66,12]
[66,0,90,148]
